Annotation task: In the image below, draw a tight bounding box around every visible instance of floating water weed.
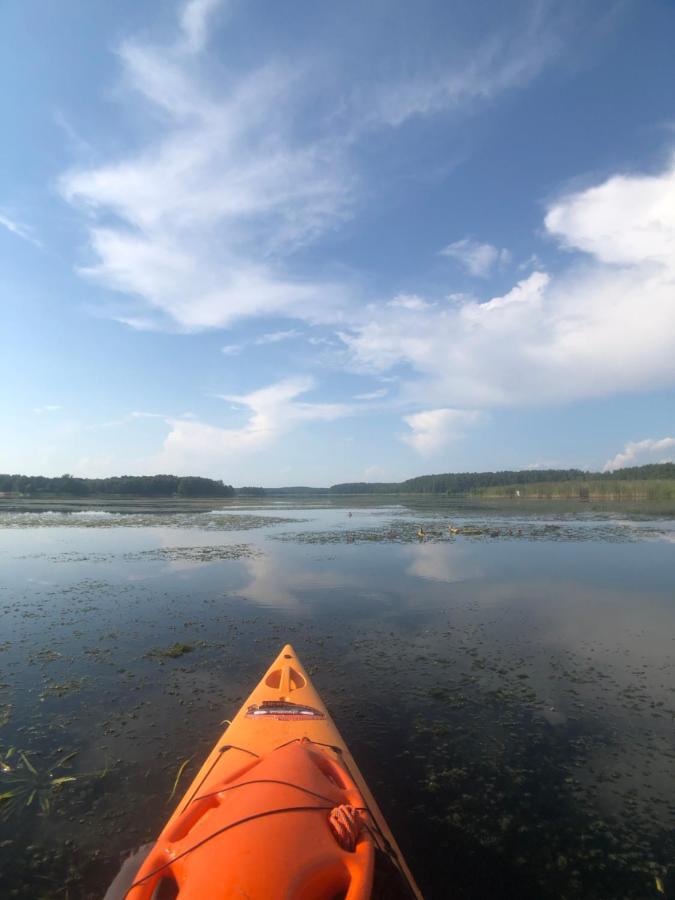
[146,642,197,659]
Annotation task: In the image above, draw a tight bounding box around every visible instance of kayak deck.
[127,644,422,899]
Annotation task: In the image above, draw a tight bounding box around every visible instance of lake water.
[1,498,674,899]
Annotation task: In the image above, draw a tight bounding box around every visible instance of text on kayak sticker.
[246,700,325,720]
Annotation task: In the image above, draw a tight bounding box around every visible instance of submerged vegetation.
[0,749,79,820]
[39,678,87,700]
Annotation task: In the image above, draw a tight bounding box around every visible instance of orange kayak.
[126,644,423,899]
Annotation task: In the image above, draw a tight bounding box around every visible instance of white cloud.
[388,294,431,311]
[179,0,223,53]
[462,270,549,318]
[111,315,160,331]
[254,329,301,345]
[604,437,675,471]
[0,212,42,248]
[51,0,675,471]
[402,408,483,455]
[441,238,511,277]
[59,2,353,332]
[33,405,63,414]
[58,0,568,335]
[342,271,550,406]
[221,329,300,355]
[156,376,354,471]
[130,410,169,420]
[545,161,675,272]
[354,388,388,401]
[341,156,675,411]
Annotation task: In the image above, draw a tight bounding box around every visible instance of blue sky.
[1,0,675,486]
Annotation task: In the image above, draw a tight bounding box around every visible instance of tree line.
[3,463,674,498]
[329,464,675,495]
[0,474,235,497]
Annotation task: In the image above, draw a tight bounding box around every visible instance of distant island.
[2,464,675,501]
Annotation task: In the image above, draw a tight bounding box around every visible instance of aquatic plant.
[0,748,78,819]
[146,642,197,659]
[39,677,86,700]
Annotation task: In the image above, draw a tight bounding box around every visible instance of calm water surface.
[0,499,674,898]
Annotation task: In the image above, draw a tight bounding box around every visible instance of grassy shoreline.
[477,478,675,502]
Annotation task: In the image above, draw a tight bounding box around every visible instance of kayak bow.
[127,644,422,899]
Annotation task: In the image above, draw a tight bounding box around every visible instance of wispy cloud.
[58,0,569,335]
[179,0,224,53]
[156,376,354,471]
[52,109,92,156]
[59,1,353,332]
[441,238,511,277]
[354,388,388,401]
[221,329,301,355]
[604,437,675,471]
[254,329,301,345]
[0,212,42,248]
[387,294,432,311]
[130,410,170,420]
[33,405,63,415]
[361,9,564,129]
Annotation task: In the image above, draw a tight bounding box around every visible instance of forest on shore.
[2,464,674,500]
[0,473,234,497]
[327,463,675,497]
